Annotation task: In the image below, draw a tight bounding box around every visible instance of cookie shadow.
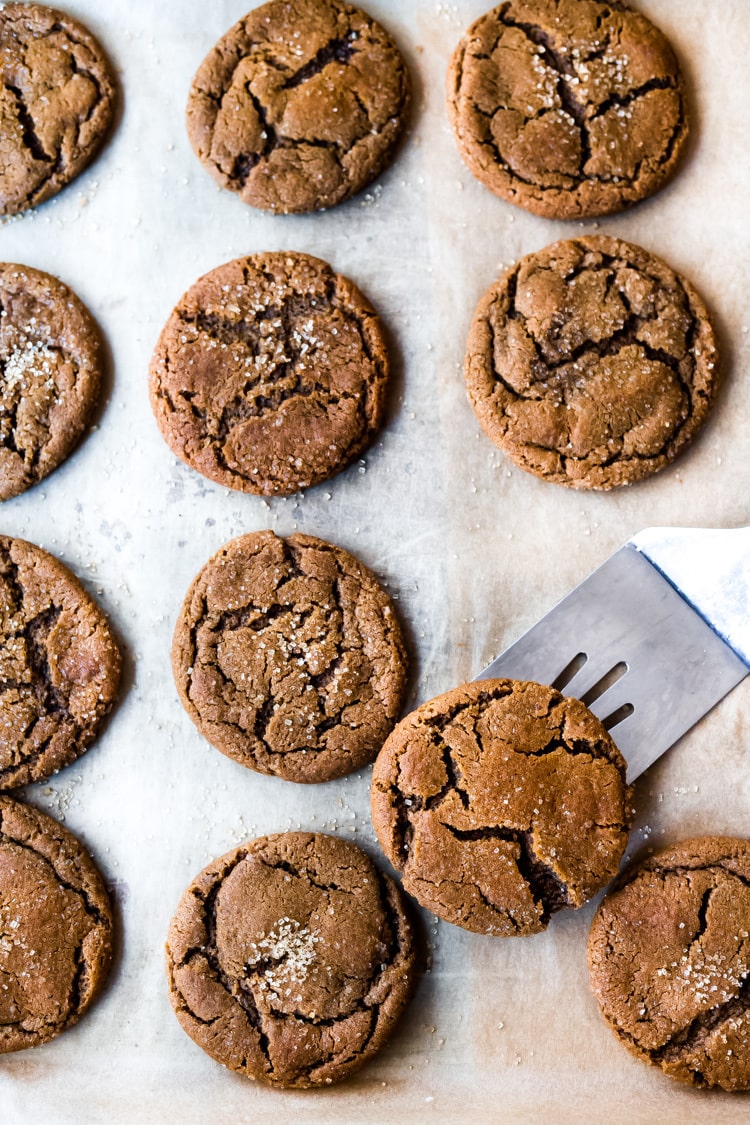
[88,313,116,432]
[668,25,701,184]
[379,308,406,437]
[374,10,425,196]
[394,581,422,717]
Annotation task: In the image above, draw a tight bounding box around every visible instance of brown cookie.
[588,837,750,1091]
[0,263,103,501]
[149,252,390,497]
[166,831,418,1087]
[0,4,116,216]
[447,0,688,219]
[0,536,121,789]
[172,531,407,784]
[465,236,719,490]
[0,795,113,1051]
[186,0,410,214]
[371,679,631,936]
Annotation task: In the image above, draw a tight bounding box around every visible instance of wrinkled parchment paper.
[0,2,748,1121]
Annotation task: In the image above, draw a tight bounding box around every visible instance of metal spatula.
[476,526,750,782]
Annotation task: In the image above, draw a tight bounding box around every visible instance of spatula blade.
[476,545,748,782]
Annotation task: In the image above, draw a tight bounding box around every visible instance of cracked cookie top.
[465,236,719,490]
[0,796,113,1052]
[172,531,407,784]
[0,536,121,789]
[371,679,631,936]
[588,837,750,1091]
[166,831,417,1087]
[447,0,688,218]
[0,263,103,501]
[186,0,410,214]
[149,252,390,497]
[0,4,116,216]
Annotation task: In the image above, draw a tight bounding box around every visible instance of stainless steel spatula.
[476,526,750,782]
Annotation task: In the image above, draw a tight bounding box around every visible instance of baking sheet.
[0,1,749,1121]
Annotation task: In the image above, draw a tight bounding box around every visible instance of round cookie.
[0,795,113,1051]
[371,679,631,936]
[172,531,407,784]
[149,252,390,497]
[0,4,116,216]
[0,536,121,789]
[166,831,418,1087]
[447,0,688,219]
[186,0,410,214]
[588,837,750,1091]
[0,264,103,501]
[465,236,719,490]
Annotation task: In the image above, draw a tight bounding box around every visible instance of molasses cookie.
[588,837,750,1091]
[0,264,103,501]
[0,4,116,216]
[166,831,417,1087]
[371,679,631,936]
[447,0,688,219]
[0,536,121,789]
[172,531,407,783]
[186,0,409,214]
[149,252,390,496]
[0,795,113,1051]
[465,236,718,490]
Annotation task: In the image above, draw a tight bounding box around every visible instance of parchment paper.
[0,2,748,1122]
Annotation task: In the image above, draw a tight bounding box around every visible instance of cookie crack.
[590,76,676,121]
[518,735,594,758]
[238,87,278,183]
[384,781,413,863]
[22,605,67,717]
[0,831,107,925]
[0,544,73,723]
[654,111,686,172]
[281,32,359,91]
[443,824,570,923]
[194,855,274,1071]
[625,863,750,896]
[212,601,288,636]
[5,83,53,164]
[252,695,276,761]
[423,730,470,811]
[495,14,592,175]
[259,856,350,896]
[0,404,21,458]
[648,975,750,1078]
[0,729,59,783]
[421,686,514,734]
[64,942,86,1024]
[691,885,714,948]
[66,48,105,138]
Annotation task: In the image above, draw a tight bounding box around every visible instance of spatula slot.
[601,702,635,731]
[580,661,629,706]
[551,652,588,691]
